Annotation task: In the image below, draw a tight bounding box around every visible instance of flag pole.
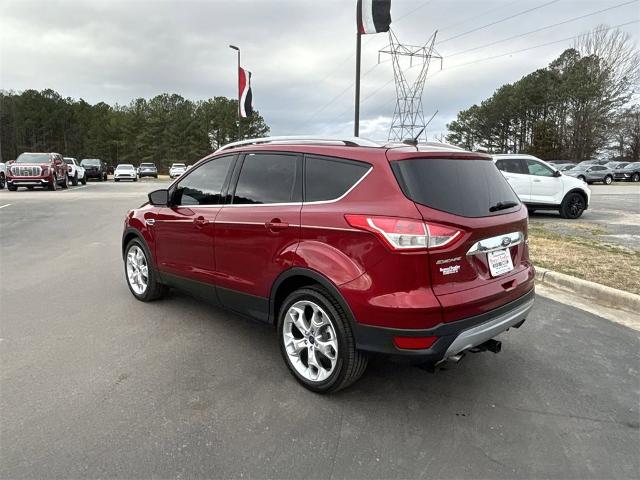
[229,44,241,140]
[354,31,361,137]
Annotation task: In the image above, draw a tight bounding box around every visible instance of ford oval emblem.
[501,237,512,247]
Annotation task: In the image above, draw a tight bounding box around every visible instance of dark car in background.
[81,158,108,181]
[138,163,158,178]
[565,164,614,184]
[605,161,630,170]
[615,162,640,182]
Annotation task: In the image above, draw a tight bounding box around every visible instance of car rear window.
[391,158,520,217]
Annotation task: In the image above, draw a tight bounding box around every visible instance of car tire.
[8,183,17,191]
[49,175,58,191]
[632,173,640,183]
[578,175,586,182]
[560,192,586,219]
[71,173,78,186]
[61,174,69,189]
[124,238,167,302]
[0,172,5,189]
[81,174,87,185]
[278,286,368,393]
[604,175,613,185]
[134,178,137,182]
[27,186,34,190]
[115,179,120,182]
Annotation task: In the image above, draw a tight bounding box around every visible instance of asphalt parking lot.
[530,183,640,250]
[1,181,639,479]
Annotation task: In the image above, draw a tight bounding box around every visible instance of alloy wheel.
[568,194,585,218]
[126,245,149,295]
[282,300,338,382]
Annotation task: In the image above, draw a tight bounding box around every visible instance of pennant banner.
[357,0,391,34]
[239,67,253,118]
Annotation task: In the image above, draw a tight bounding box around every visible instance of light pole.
[229,45,241,139]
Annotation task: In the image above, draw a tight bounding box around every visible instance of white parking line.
[0,203,12,209]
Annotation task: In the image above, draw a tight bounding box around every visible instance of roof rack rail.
[384,141,465,151]
[216,135,381,152]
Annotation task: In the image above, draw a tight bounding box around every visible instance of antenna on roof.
[402,126,426,147]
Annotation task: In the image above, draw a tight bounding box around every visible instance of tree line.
[446,27,640,161]
[0,90,269,172]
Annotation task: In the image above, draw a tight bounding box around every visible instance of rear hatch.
[389,152,533,322]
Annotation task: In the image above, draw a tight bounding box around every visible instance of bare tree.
[574,26,640,107]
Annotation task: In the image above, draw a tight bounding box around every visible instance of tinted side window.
[233,153,300,204]
[495,158,525,174]
[173,156,233,206]
[305,155,370,202]
[527,160,554,177]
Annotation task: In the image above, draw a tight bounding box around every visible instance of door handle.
[194,216,208,228]
[265,219,289,232]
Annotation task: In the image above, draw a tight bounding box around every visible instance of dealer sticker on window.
[487,248,514,277]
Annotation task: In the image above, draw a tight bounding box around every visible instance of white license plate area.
[487,248,514,277]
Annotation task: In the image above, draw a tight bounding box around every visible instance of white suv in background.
[493,154,591,219]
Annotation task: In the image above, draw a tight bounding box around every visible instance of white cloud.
[1,0,638,139]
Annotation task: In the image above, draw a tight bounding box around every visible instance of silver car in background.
[565,164,614,184]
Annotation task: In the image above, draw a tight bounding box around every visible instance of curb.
[535,267,640,314]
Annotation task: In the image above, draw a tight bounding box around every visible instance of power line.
[307,1,436,121]
[437,0,561,45]
[446,0,639,58]
[310,2,433,97]
[437,0,521,33]
[445,19,640,70]
[332,19,640,123]
[306,62,381,121]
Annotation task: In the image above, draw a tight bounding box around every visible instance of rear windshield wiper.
[489,201,519,212]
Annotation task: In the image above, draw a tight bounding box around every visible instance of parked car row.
[547,159,639,184]
[1,154,194,190]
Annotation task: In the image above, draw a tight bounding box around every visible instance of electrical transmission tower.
[379,29,442,142]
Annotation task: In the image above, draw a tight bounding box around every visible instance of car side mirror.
[554,170,562,177]
[148,189,169,206]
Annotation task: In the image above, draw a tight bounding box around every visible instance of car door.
[590,166,607,182]
[214,151,302,321]
[153,154,235,290]
[526,159,561,204]
[495,158,531,202]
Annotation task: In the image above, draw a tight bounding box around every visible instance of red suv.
[122,137,535,392]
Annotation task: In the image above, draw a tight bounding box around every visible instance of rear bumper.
[139,172,157,177]
[85,171,104,178]
[352,288,534,364]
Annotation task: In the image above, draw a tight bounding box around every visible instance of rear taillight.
[344,215,462,251]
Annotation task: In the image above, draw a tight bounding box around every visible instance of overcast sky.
[1,0,638,141]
